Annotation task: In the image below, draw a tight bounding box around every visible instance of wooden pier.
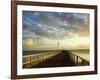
[23,50,89,68]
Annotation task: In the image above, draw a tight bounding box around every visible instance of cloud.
[23,11,89,40]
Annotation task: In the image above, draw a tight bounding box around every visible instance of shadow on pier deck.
[30,50,75,68]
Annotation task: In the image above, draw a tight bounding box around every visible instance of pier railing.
[23,51,61,68]
[70,52,89,66]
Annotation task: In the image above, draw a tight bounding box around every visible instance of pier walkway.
[23,50,89,68]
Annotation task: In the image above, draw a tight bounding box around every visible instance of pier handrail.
[70,52,89,65]
[23,51,61,67]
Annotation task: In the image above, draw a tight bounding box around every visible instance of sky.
[22,11,90,51]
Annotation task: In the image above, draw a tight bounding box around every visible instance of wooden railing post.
[30,55,32,65]
[81,60,83,65]
[73,55,75,63]
[76,56,78,64]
